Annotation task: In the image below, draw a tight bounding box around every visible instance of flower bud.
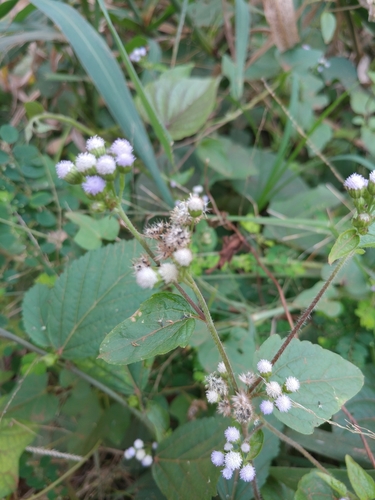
[96,154,117,180]
[344,173,368,199]
[82,175,107,200]
[187,194,204,218]
[86,136,106,156]
[55,160,83,184]
[368,171,375,195]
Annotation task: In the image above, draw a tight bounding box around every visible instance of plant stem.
[248,252,352,395]
[115,204,157,261]
[184,273,238,391]
[29,113,96,136]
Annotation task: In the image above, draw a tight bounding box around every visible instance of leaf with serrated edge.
[328,228,359,264]
[99,293,196,365]
[294,471,337,500]
[0,420,34,498]
[254,335,364,434]
[41,241,152,359]
[346,455,375,500]
[153,417,230,500]
[22,283,49,347]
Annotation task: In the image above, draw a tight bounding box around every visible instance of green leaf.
[247,429,264,460]
[99,293,196,365]
[315,472,347,497]
[152,417,229,500]
[146,401,170,442]
[29,191,53,208]
[0,125,18,144]
[254,335,364,434]
[346,455,375,500]
[30,0,173,206]
[196,136,258,179]
[65,212,119,250]
[22,283,50,347]
[321,12,336,44]
[294,471,337,500]
[136,75,220,140]
[351,91,375,116]
[24,101,45,119]
[0,0,19,20]
[0,419,35,498]
[328,229,359,264]
[22,241,153,359]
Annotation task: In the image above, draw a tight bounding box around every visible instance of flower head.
[225,451,242,470]
[260,400,274,415]
[217,361,227,374]
[241,442,250,453]
[159,263,178,284]
[141,455,153,467]
[285,376,300,393]
[82,176,106,196]
[96,154,116,175]
[192,185,204,194]
[222,468,233,480]
[129,47,147,62]
[124,446,135,459]
[206,390,219,403]
[135,448,146,460]
[224,426,240,443]
[266,381,282,399]
[205,374,228,396]
[217,399,231,417]
[232,391,253,423]
[116,152,135,168]
[111,138,133,156]
[211,450,225,466]
[76,152,96,173]
[240,464,256,482]
[173,248,193,267]
[134,439,144,449]
[187,194,205,217]
[275,394,292,413]
[238,371,256,386]
[136,267,158,289]
[86,135,105,154]
[257,359,272,374]
[56,160,74,179]
[344,174,368,191]
[224,442,233,451]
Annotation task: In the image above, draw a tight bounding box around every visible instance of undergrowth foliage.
[2,1,375,499]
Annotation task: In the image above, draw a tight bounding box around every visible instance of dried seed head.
[144,221,169,240]
[133,255,151,272]
[232,391,253,424]
[164,225,191,250]
[217,398,231,417]
[238,371,256,386]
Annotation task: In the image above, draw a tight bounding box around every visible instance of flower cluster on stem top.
[211,427,256,482]
[123,438,157,467]
[344,172,375,234]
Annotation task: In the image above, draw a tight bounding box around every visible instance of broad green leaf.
[22,283,49,347]
[99,293,196,365]
[0,419,35,498]
[0,0,19,20]
[0,125,18,144]
[320,12,336,44]
[346,455,375,500]
[316,472,347,497]
[30,0,173,206]
[136,75,220,140]
[351,91,375,116]
[28,191,53,208]
[322,57,357,90]
[260,477,294,500]
[328,229,359,264]
[152,417,229,500]
[66,212,119,250]
[254,335,364,434]
[22,241,153,359]
[146,401,170,442]
[294,471,337,500]
[196,136,257,179]
[24,101,45,119]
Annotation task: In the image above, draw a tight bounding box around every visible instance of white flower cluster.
[211,427,256,482]
[55,136,135,199]
[129,46,147,62]
[343,172,375,234]
[256,359,299,415]
[124,438,155,467]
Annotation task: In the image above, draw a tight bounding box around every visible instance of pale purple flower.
[111,139,133,156]
[124,447,135,459]
[135,449,146,460]
[56,160,74,179]
[211,450,225,467]
[222,467,233,480]
[224,442,233,451]
[96,154,116,175]
[241,442,250,453]
[141,455,153,467]
[116,152,135,167]
[76,152,96,172]
[240,464,256,482]
[260,400,274,415]
[275,394,292,413]
[82,176,106,195]
[285,376,300,392]
[134,439,144,449]
[257,359,272,374]
[225,451,242,470]
[86,135,105,152]
[370,171,375,183]
[344,173,368,191]
[224,427,240,443]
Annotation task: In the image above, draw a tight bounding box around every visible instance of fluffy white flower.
[187,194,204,215]
[285,376,300,393]
[116,152,135,167]
[152,442,158,450]
[86,135,105,152]
[224,426,240,443]
[56,160,74,179]
[266,381,282,399]
[240,464,256,482]
[224,442,233,451]
[136,267,158,289]
[241,442,250,453]
[111,138,133,156]
[257,359,272,374]
[124,446,135,459]
[135,448,146,460]
[211,450,225,466]
[141,455,153,467]
[222,467,233,480]
[173,248,193,267]
[96,154,116,175]
[192,185,204,194]
[344,173,368,190]
[225,451,242,470]
[217,362,227,374]
[206,390,219,403]
[275,394,292,413]
[134,439,144,449]
[76,152,96,172]
[260,400,274,415]
[159,263,178,284]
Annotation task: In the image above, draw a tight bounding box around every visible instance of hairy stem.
[185,273,238,391]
